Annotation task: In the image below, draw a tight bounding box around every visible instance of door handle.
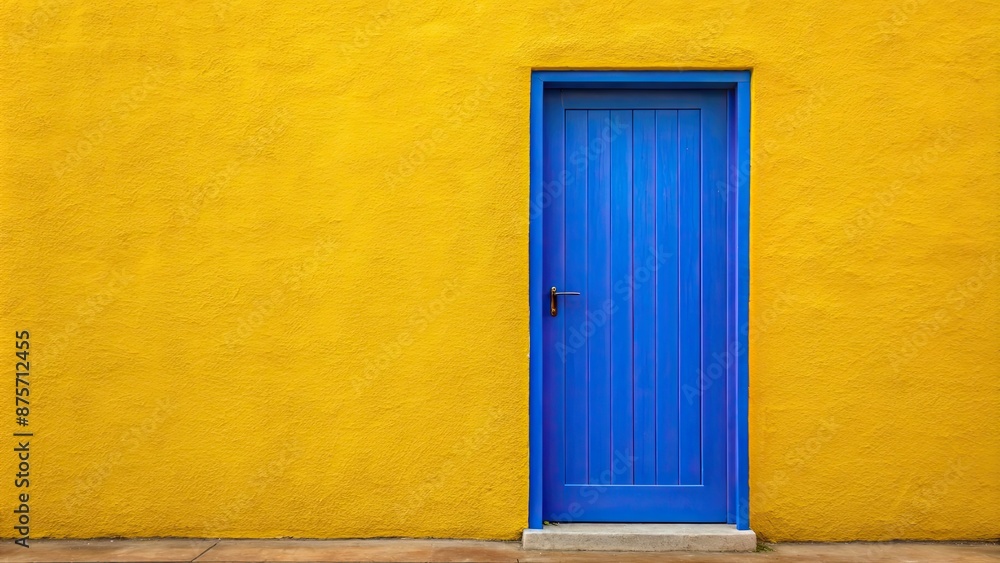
[550,286,581,317]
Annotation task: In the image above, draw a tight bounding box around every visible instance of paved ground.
[0,539,996,562]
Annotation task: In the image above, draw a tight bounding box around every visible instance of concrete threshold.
[522,523,757,552]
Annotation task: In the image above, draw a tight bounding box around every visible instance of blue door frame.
[528,70,751,530]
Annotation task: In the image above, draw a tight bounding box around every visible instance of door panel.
[542,88,729,522]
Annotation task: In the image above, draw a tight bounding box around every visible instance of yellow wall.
[2,0,998,542]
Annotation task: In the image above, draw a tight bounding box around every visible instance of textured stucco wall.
[1,0,998,542]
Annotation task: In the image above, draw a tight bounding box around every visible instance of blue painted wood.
[530,71,751,528]
[564,109,589,486]
[544,88,729,522]
[563,89,720,109]
[609,110,633,485]
[725,91,738,525]
[735,81,752,530]
[541,91,567,513]
[654,109,680,487]
[557,485,723,521]
[677,109,702,486]
[534,70,750,88]
[528,73,544,530]
[631,109,657,486]
[586,110,613,486]
[701,95,730,506]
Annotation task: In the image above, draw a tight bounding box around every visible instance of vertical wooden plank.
[542,90,567,499]
[587,110,612,485]
[631,110,657,485]
[609,110,633,484]
[678,109,703,485]
[654,110,680,486]
[701,94,730,495]
[564,109,589,485]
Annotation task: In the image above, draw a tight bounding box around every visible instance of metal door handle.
[550,286,581,316]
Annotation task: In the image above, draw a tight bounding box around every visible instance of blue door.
[542,88,729,522]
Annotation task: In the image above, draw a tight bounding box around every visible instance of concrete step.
[522,523,757,552]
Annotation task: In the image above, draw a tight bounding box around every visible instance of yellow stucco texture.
[1,0,998,542]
